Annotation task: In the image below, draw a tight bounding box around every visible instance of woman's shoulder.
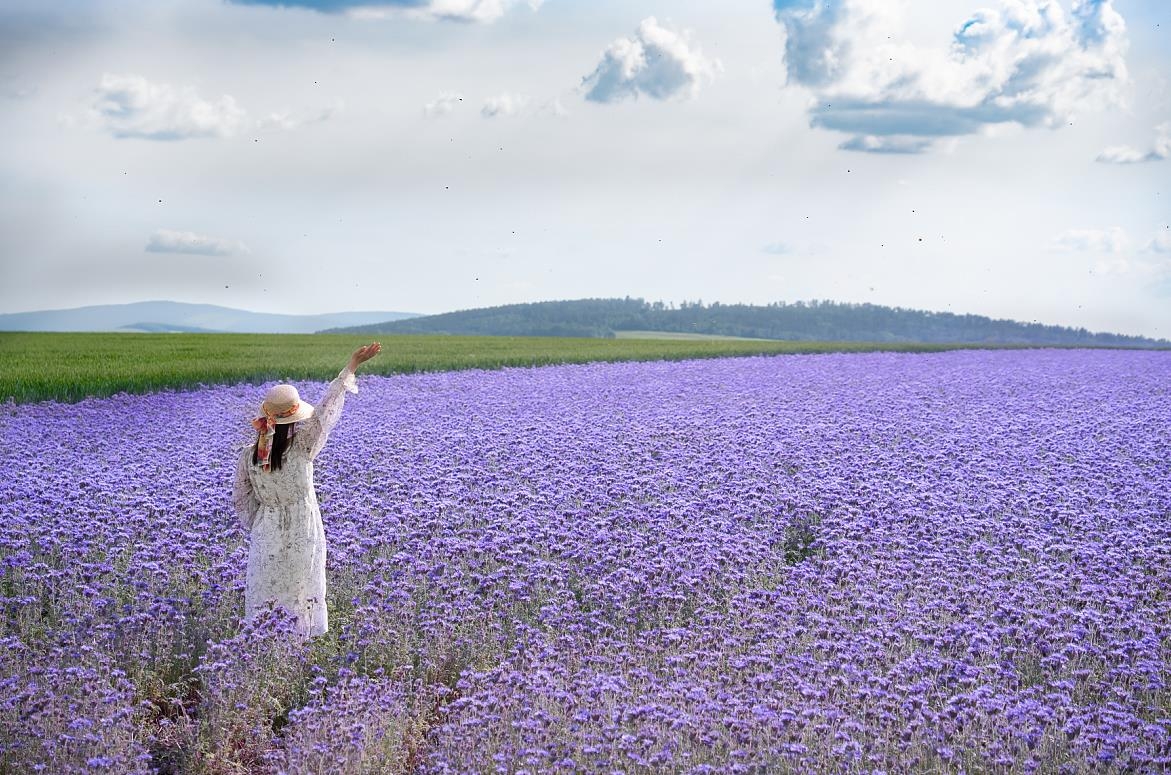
[288,428,314,455]
[233,440,256,461]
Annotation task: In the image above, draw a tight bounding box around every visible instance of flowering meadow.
[1,348,1169,773]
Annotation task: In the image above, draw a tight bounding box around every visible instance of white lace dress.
[231,366,358,637]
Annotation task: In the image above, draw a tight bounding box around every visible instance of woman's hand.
[348,342,382,372]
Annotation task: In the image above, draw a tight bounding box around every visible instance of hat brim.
[273,404,314,424]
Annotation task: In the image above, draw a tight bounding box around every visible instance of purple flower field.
[1,349,1169,773]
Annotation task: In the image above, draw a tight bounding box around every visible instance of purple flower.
[1,349,1168,772]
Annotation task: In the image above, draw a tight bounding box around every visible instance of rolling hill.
[322,297,1167,348]
[0,301,418,334]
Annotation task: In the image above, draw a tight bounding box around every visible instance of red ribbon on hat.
[251,402,301,472]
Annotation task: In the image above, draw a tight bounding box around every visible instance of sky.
[0,0,1169,338]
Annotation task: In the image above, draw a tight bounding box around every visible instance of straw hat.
[258,384,315,425]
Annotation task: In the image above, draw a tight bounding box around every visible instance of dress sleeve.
[298,365,358,460]
[232,446,261,531]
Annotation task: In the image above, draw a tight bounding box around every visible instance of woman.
[232,342,381,637]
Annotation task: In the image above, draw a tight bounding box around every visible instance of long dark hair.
[253,422,294,471]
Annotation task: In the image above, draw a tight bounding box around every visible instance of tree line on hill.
[323,297,1166,347]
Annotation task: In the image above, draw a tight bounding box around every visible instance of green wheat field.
[0,332,1002,404]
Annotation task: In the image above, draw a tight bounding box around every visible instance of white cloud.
[582,17,720,104]
[1096,123,1170,164]
[1096,145,1155,164]
[146,230,249,256]
[1078,229,1171,281]
[1069,229,1171,279]
[388,0,543,23]
[773,0,1130,153]
[228,0,542,23]
[91,73,246,140]
[1051,226,1127,253]
[423,91,465,118]
[839,134,933,154]
[762,242,792,255]
[1090,255,1133,276]
[479,93,567,118]
[1145,231,1171,254]
[258,101,341,131]
[543,96,570,118]
[481,92,530,118]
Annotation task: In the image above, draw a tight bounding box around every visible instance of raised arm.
[298,343,381,459]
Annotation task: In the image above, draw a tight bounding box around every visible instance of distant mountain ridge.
[0,301,418,334]
[323,297,1167,348]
